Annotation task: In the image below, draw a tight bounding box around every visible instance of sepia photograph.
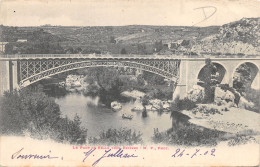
[0,0,260,166]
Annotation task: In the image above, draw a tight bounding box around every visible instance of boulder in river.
[149,99,162,109]
[111,101,122,111]
[131,105,144,111]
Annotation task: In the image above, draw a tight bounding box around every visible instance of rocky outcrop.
[111,101,122,111]
[190,18,260,55]
[186,85,205,103]
[60,74,88,92]
[121,90,145,99]
[149,99,162,110]
[238,97,254,110]
[148,99,171,111]
[131,99,171,112]
[131,105,144,111]
[214,87,235,108]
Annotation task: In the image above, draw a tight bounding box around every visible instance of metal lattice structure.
[17,57,181,87]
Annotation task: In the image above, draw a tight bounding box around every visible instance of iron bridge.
[0,54,182,87]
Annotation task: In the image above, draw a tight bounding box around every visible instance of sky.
[0,0,260,27]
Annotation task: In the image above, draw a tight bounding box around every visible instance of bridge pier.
[0,61,9,95]
[172,59,205,100]
[172,60,187,99]
[0,60,19,95]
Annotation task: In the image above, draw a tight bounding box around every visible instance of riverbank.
[180,104,260,142]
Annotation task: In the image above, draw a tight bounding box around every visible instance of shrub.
[153,125,226,146]
[170,96,197,113]
[0,88,87,144]
[244,88,260,113]
[228,135,257,146]
[88,128,143,145]
[147,87,173,100]
[191,105,221,116]
[0,89,61,134]
[227,130,258,146]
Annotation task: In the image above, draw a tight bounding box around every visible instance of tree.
[75,47,82,53]
[154,40,163,52]
[142,71,166,85]
[233,64,252,94]
[0,88,60,134]
[201,58,217,103]
[85,67,122,106]
[121,48,127,54]
[141,95,149,117]
[137,43,147,55]
[110,36,116,43]
[0,88,86,144]
[65,47,74,54]
[4,43,14,54]
[181,40,190,47]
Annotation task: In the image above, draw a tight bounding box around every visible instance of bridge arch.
[232,61,259,90]
[20,60,180,87]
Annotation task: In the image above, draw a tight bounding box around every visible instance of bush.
[88,128,143,145]
[191,105,221,116]
[0,89,61,134]
[153,125,226,146]
[170,96,197,113]
[147,87,173,100]
[0,88,86,144]
[153,123,258,147]
[244,88,260,113]
[228,134,257,146]
[227,130,259,146]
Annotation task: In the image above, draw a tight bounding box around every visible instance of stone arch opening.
[197,62,227,86]
[233,62,259,93]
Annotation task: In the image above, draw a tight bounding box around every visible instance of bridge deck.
[0,54,260,61]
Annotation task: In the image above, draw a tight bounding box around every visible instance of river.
[55,93,172,143]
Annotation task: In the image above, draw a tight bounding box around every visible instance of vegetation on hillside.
[191,18,260,55]
[1,18,258,55]
[74,67,173,106]
[89,128,143,145]
[153,124,227,146]
[0,88,87,144]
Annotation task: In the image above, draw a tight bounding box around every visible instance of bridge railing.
[0,54,260,59]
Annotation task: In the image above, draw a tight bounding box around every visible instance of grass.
[153,123,259,147]
[88,128,143,145]
[153,124,227,146]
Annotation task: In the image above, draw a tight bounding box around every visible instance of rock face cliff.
[191,18,260,55]
[185,84,255,110]
[219,18,260,47]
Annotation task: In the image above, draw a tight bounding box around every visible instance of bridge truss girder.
[19,59,181,87]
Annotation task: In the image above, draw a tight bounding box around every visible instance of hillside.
[191,18,260,55]
[0,17,259,55]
